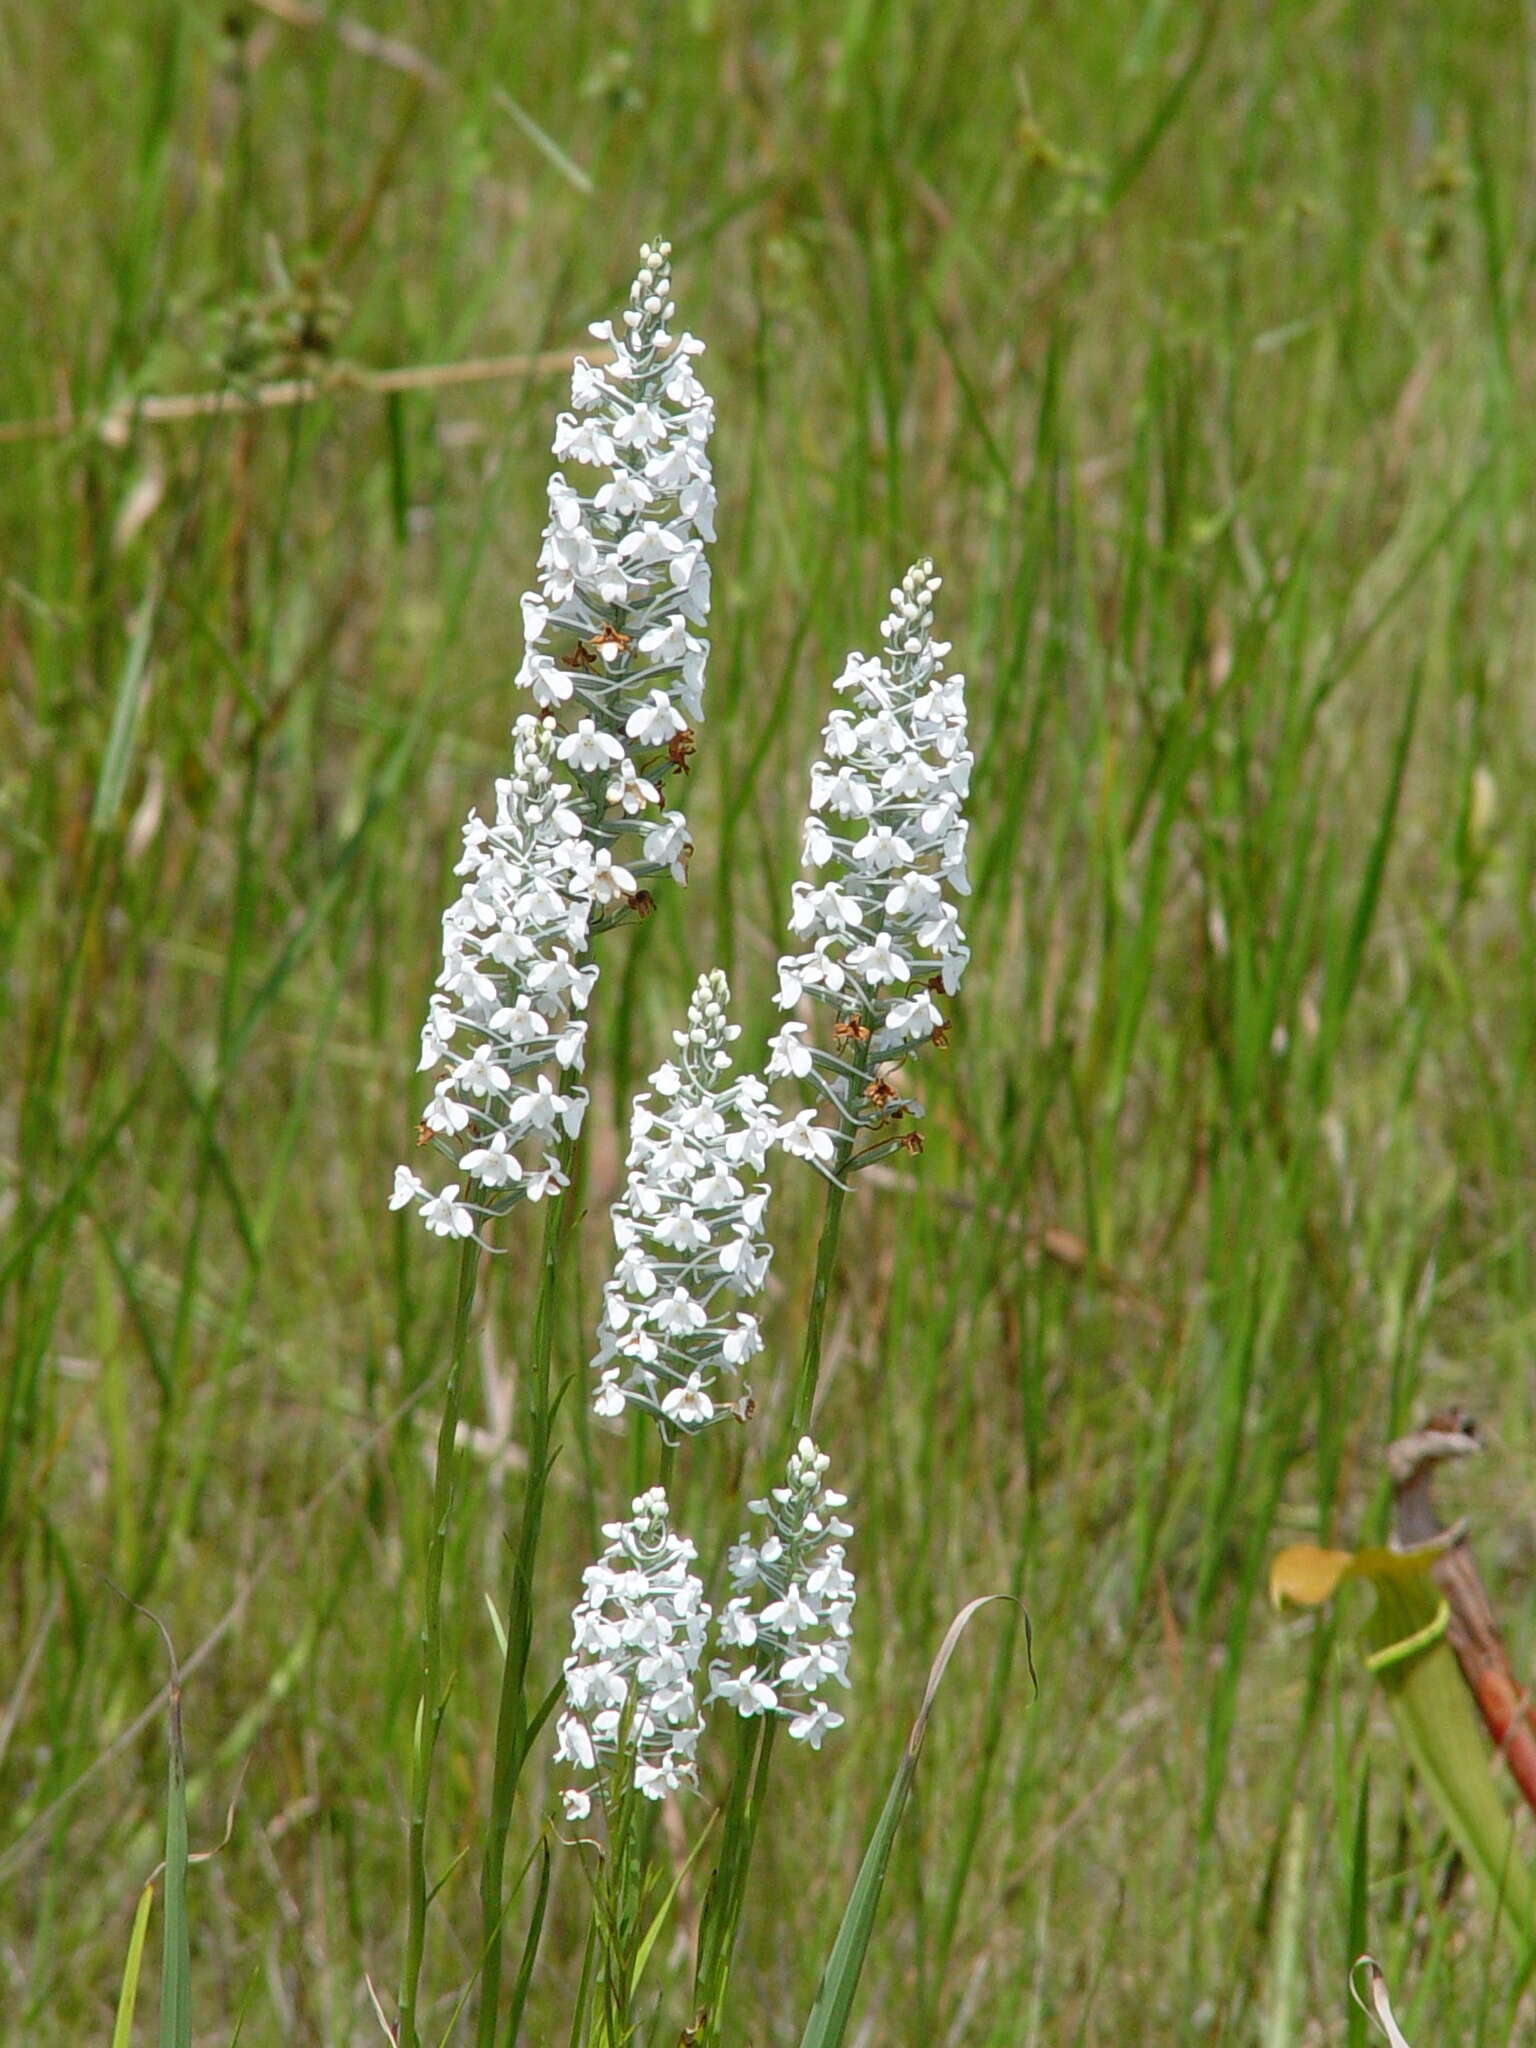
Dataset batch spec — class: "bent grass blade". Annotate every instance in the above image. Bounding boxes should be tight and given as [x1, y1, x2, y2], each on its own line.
[799, 1597, 1024, 2048]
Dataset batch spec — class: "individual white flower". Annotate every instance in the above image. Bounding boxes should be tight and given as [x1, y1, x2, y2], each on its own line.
[419, 1184, 476, 1240]
[606, 756, 661, 816]
[708, 1439, 856, 1745]
[524, 653, 575, 710]
[501, 1071, 586, 1141]
[554, 1488, 711, 1816]
[764, 1022, 814, 1079]
[661, 1373, 716, 1428]
[558, 718, 625, 774]
[769, 561, 970, 1177]
[625, 689, 688, 748]
[393, 717, 596, 1238]
[594, 471, 653, 518]
[515, 240, 715, 899]
[421, 1084, 474, 1136]
[459, 1132, 524, 1189]
[590, 971, 779, 1438]
[787, 1697, 844, 1750]
[641, 810, 691, 883]
[845, 932, 909, 986]
[775, 1109, 838, 1170]
[569, 844, 637, 907]
[710, 1665, 779, 1717]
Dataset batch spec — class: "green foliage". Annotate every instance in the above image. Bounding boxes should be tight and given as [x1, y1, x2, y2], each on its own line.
[6, 2, 1536, 2041]
[800, 1598, 1017, 2048]
[110, 1878, 155, 2048]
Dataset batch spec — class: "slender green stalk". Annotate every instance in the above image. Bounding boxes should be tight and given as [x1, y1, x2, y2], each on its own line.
[157, 1666, 190, 2048]
[692, 1712, 760, 2025]
[789, 1170, 853, 1443]
[789, 1038, 876, 1439]
[600, 1778, 645, 2043]
[398, 1234, 481, 2048]
[476, 1138, 575, 2048]
[696, 1045, 874, 2039]
[692, 1679, 781, 2043]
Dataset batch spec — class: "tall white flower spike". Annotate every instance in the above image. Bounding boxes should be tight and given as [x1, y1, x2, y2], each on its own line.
[392, 716, 596, 1238]
[591, 971, 779, 1438]
[555, 1488, 712, 1822]
[708, 1438, 856, 1749]
[517, 240, 715, 904]
[769, 560, 971, 1178]
[396, 248, 716, 1232]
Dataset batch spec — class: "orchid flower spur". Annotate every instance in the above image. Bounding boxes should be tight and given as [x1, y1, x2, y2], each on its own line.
[770, 559, 972, 1178]
[391, 716, 596, 1238]
[517, 239, 715, 904]
[591, 970, 779, 1438]
[555, 1488, 712, 1822]
[708, 1438, 856, 1749]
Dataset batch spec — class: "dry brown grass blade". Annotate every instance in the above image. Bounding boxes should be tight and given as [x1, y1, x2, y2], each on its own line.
[0, 347, 601, 448]
[1349, 1958, 1413, 2046]
[251, 0, 446, 90]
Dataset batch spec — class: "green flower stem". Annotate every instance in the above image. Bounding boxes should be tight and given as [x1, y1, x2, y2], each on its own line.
[399, 1231, 481, 2048]
[697, 1037, 876, 2038]
[693, 1716, 780, 2044]
[477, 1133, 577, 2048]
[657, 1439, 677, 1494]
[789, 1036, 876, 1439]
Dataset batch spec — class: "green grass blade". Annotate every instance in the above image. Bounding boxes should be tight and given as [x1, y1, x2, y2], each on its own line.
[491, 89, 594, 195]
[505, 1840, 553, 2048]
[1314, 659, 1424, 1086]
[631, 1813, 718, 1990]
[1101, 0, 1218, 211]
[90, 579, 159, 833]
[109, 1880, 155, 2048]
[158, 1661, 190, 2048]
[1346, 1773, 1371, 2048]
[799, 1598, 1016, 2048]
[1260, 1803, 1308, 2048]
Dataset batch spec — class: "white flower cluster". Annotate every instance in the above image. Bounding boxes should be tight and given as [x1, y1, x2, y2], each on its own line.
[769, 560, 971, 1171]
[391, 716, 596, 1239]
[556, 1488, 711, 1821]
[592, 971, 778, 1437]
[709, 1438, 855, 1751]
[516, 240, 715, 900]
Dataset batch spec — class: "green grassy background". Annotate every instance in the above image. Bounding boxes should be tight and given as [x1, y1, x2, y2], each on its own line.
[6, 1, 1536, 2040]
